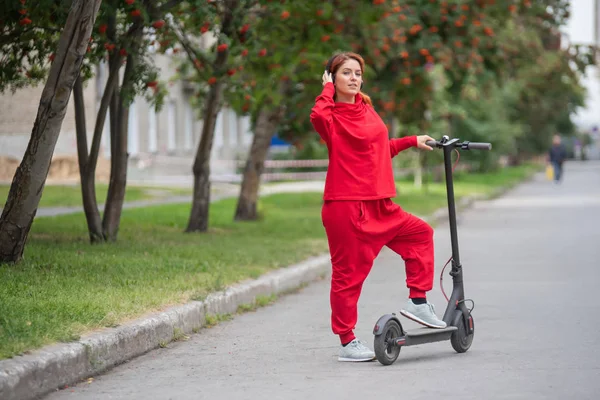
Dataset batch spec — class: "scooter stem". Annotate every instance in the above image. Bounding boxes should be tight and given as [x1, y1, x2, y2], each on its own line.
[440, 138, 465, 323]
[442, 139, 461, 266]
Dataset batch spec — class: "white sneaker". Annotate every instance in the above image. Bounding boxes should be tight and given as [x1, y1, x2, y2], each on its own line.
[400, 300, 447, 329]
[338, 338, 376, 362]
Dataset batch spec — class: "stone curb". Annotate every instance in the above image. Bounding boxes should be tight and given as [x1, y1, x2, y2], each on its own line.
[0, 255, 331, 400]
[0, 181, 519, 400]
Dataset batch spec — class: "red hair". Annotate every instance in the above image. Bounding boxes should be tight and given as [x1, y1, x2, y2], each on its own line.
[328, 52, 373, 106]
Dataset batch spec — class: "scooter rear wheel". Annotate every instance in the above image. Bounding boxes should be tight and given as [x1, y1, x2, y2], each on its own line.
[374, 319, 402, 365]
[450, 312, 474, 353]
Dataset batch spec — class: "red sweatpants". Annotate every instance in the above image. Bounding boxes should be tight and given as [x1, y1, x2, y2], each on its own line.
[321, 198, 434, 344]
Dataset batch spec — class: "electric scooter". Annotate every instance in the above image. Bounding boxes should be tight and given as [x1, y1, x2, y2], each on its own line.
[373, 135, 492, 365]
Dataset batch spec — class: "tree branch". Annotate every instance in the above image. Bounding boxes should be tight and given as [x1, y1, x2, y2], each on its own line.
[88, 58, 122, 178]
[158, 0, 184, 13]
[0, 27, 62, 47]
[169, 19, 215, 72]
[141, 0, 184, 22]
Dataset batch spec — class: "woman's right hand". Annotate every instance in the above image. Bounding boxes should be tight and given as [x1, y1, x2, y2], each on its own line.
[322, 71, 333, 86]
[416, 135, 435, 151]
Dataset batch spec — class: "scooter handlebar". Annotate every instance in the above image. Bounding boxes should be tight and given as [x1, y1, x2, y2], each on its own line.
[425, 140, 492, 151]
[467, 142, 492, 151]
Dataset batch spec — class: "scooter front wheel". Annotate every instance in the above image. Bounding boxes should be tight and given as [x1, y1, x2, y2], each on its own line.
[374, 319, 402, 365]
[450, 311, 474, 353]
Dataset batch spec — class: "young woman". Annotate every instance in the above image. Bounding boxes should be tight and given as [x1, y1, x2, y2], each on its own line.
[310, 52, 446, 362]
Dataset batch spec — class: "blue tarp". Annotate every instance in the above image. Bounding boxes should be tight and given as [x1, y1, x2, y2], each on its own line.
[270, 135, 290, 146]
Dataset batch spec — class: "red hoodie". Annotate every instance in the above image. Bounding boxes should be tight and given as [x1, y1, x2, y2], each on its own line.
[310, 83, 417, 201]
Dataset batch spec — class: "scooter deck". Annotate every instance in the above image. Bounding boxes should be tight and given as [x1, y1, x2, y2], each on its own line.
[402, 326, 458, 346]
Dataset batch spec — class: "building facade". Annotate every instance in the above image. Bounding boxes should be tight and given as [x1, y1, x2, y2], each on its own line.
[0, 46, 254, 183]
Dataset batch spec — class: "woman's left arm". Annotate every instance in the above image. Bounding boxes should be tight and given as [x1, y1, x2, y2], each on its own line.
[389, 135, 434, 158]
[389, 136, 417, 157]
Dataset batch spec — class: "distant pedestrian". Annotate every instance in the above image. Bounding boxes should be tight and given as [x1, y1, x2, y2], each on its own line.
[310, 52, 445, 363]
[548, 134, 567, 183]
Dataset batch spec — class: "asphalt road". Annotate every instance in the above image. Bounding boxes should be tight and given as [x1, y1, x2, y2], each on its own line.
[46, 161, 600, 400]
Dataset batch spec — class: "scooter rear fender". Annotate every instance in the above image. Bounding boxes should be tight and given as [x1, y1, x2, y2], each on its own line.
[373, 314, 404, 336]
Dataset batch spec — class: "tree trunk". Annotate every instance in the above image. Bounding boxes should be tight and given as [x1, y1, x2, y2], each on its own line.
[0, 0, 102, 263]
[74, 21, 122, 243]
[186, 82, 224, 232]
[185, 2, 238, 233]
[102, 46, 139, 241]
[73, 76, 104, 242]
[234, 103, 285, 221]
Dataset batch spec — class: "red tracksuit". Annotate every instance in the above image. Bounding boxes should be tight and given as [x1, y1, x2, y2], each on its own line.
[310, 83, 435, 344]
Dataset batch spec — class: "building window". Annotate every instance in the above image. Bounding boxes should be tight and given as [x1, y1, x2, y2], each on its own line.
[167, 100, 177, 152]
[184, 100, 194, 151]
[127, 100, 139, 156]
[214, 109, 224, 153]
[148, 106, 158, 153]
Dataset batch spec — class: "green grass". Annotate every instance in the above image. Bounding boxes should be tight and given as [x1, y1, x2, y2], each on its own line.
[0, 164, 539, 359]
[0, 184, 192, 209]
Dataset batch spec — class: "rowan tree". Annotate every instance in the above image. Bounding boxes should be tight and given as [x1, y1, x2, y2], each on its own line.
[1, 0, 180, 245]
[227, 1, 377, 220]
[82, 0, 178, 242]
[161, 0, 264, 232]
[0, 0, 102, 263]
